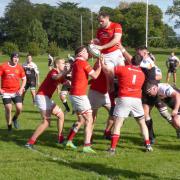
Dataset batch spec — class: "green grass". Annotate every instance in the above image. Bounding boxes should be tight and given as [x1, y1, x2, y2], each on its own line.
[0, 51, 180, 180]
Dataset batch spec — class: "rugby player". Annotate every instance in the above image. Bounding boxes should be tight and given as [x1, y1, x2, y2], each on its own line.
[0, 52, 26, 131]
[101, 54, 153, 154]
[91, 11, 124, 92]
[22, 54, 39, 105]
[146, 82, 180, 129]
[166, 52, 180, 85]
[64, 45, 101, 153]
[137, 46, 173, 143]
[25, 58, 68, 148]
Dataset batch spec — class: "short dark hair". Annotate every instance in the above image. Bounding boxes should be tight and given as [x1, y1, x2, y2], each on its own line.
[136, 45, 148, 51]
[98, 11, 110, 18]
[10, 52, 19, 60]
[131, 54, 143, 66]
[75, 45, 87, 56]
[145, 81, 158, 92]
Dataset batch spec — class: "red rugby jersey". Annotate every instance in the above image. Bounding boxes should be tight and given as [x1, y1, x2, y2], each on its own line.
[70, 58, 93, 96]
[37, 69, 65, 98]
[114, 65, 145, 98]
[96, 22, 122, 54]
[0, 62, 26, 93]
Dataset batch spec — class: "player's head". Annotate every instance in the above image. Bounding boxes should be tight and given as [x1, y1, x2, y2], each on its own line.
[145, 82, 158, 96]
[54, 58, 65, 71]
[27, 54, 32, 63]
[98, 11, 110, 28]
[75, 45, 89, 60]
[171, 52, 175, 56]
[10, 52, 19, 65]
[136, 46, 148, 58]
[131, 54, 143, 66]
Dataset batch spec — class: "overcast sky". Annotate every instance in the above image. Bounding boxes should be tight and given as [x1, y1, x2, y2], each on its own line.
[0, 0, 179, 34]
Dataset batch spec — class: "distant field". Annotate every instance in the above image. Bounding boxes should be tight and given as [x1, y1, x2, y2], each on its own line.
[0, 51, 180, 180]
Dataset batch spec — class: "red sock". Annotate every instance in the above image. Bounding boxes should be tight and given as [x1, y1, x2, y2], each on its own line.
[145, 139, 150, 145]
[58, 134, 64, 143]
[67, 129, 76, 141]
[111, 134, 120, 149]
[27, 138, 36, 145]
[84, 143, 91, 147]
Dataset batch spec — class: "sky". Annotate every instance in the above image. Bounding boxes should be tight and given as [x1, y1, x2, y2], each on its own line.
[0, 0, 179, 34]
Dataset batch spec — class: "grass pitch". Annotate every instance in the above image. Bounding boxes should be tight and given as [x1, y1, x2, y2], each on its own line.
[0, 51, 180, 180]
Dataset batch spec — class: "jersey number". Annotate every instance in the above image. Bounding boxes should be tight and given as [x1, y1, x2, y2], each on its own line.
[132, 75, 137, 85]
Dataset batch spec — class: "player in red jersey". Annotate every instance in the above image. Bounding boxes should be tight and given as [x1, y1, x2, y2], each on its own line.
[25, 58, 68, 149]
[91, 11, 125, 92]
[64, 45, 101, 153]
[0, 52, 26, 131]
[101, 54, 153, 154]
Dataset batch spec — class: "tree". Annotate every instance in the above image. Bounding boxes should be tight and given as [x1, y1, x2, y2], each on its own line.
[166, 0, 180, 28]
[27, 19, 48, 53]
[3, 0, 35, 50]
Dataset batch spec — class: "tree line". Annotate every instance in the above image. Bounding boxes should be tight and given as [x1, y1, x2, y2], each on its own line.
[0, 0, 179, 55]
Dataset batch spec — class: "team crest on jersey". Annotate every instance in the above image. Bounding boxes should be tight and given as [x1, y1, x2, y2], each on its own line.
[15, 69, 19, 74]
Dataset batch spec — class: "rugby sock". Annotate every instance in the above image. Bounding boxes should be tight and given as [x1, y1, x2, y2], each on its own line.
[58, 134, 64, 143]
[145, 119, 155, 141]
[111, 134, 120, 149]
[63, 101, 70, 112]
[67, 129, 76, 141]
[27, 138, 36, 145]
[145, 140, 150, 145]
[84, 143, 91, 147]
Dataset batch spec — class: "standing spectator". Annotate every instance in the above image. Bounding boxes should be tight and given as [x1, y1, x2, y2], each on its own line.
[166, 52, 180, 85]
[22, 54, 39, 105]
[0, 52, 26, 131]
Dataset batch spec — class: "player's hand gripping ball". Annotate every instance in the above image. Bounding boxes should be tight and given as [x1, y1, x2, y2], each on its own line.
[88, 44, 101, 58]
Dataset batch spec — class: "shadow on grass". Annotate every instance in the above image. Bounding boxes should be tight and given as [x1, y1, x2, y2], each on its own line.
[49, 159, 159, 179]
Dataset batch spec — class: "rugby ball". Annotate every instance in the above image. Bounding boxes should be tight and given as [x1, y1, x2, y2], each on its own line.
[88, 44, 101, 58]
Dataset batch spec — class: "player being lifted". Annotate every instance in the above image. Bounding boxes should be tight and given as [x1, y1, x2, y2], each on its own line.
[64, 45, 101, 153]
[22, 54, 39, 105]
[25, 58, 69, 148]
[91, 11, 125, 92]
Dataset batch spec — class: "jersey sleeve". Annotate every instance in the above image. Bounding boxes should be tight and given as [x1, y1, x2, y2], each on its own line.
[155, 66, 162, 76]
[0, 65, 3, 76]
[114, 23, 122, 34]
[19, 66, 26, 79]
[83, 61, 93, 74]
[165, 85, 175, 97]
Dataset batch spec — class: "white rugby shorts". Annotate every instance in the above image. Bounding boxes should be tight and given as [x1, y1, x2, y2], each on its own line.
[69, 95, 91, 113]
[88, 89, 111, 109]
[113, 97, 144, 118]
[35, 95, 55, 111]
[103, 49, 125, 68]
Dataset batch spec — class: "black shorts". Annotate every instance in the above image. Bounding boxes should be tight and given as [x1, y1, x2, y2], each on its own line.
[142, 93, 166, 109]
[3, 96, 22, 105]
[168, 68, 176, 73]
[109, 106, 115, 116]
[48, 60, 53, 67]
[25, 81, 36, 90]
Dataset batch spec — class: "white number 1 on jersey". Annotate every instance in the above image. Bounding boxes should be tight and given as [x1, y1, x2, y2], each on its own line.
[132, 75, 137, 84]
